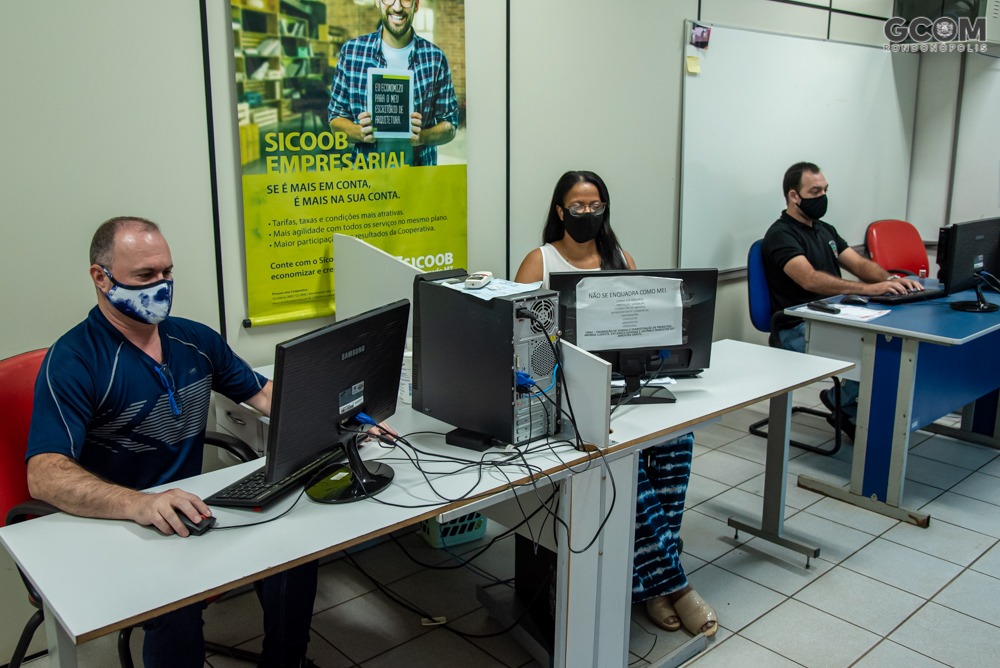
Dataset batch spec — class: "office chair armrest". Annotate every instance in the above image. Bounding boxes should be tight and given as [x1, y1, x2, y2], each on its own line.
[205, 430, 259, 463]
[767, 311, 781, 348]
[5, 499, 58, 527]
[6, 500, 58, 609]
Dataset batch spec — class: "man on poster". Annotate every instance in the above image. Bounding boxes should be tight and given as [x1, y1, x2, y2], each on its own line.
[328, 0, 459, 167]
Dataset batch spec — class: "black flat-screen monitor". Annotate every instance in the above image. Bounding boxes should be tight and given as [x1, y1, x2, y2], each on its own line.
[549, 269, 718, 404]
[937, 217, 1000, 312]
[266, 299, 409, 503]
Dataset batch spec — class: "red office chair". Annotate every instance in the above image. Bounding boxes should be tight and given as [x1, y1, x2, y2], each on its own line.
[0, 349, 261, 668]
[1, 349, 52, 668]
[866, 219, 930, 278]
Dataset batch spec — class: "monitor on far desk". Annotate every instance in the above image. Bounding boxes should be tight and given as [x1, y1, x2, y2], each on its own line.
[937, 217, 1000, 313]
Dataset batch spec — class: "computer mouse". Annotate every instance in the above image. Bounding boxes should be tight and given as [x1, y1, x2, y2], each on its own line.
[840, 295, 868, 305]
[178, 513, 216, 536]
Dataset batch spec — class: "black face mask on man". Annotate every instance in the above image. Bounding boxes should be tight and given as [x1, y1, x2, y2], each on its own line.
[562, 210, 605, 243]
[797, 193, 828, 221]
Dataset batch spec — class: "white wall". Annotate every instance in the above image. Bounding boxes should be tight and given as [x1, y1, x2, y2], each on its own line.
[0, 1, 221, 362]
[950, 52, 1000, 223]
[907, 53, 963, 234]
[0, 0, 993, 659]
[508, 0, 696, 277]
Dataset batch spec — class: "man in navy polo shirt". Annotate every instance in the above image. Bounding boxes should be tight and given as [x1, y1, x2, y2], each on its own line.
[26, 217, 317, 668]
[762, 162, 923, 439]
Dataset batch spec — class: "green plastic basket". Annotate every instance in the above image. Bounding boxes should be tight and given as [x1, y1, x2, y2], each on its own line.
[419, 512, 487, 548]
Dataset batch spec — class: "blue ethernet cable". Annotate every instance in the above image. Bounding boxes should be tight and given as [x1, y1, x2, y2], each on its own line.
[530, 365, 559, 397]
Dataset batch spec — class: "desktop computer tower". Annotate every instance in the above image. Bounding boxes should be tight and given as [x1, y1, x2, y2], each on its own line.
[514, 534, 556, 651]
[412, 273, 560, 448]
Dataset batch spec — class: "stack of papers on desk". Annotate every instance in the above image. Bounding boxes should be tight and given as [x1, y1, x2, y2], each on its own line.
[792, 304, 889, 322]
[442, 278, 542, 301]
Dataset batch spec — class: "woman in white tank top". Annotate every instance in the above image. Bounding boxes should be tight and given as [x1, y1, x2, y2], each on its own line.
[514, 171, 718, 637]
[514, 170, 635, 287]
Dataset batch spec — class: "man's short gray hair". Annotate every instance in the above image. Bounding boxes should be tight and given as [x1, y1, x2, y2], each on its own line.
[89, 216, 160, 267]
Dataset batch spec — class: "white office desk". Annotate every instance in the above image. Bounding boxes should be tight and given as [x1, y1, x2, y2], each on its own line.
[609, 341, 852, 567]
[0, 340, 848, 668]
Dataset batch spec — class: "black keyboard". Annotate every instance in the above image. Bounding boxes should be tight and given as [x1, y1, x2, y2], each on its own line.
[205, 447, 346, 509]
[867, 287, 946, 305]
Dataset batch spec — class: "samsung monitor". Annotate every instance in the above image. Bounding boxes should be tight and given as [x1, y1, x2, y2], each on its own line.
[937, 217, 1000, 313]
[549, 269, 718, 404]
[267, 299, 409, 503]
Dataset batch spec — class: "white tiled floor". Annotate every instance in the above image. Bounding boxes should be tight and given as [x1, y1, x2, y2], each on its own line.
[20, 382, 1000, 667]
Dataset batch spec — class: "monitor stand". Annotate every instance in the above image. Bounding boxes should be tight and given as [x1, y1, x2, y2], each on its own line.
[305, 434, 394, 503]
[950, 282, 998, 313]
[611, 375, 677, 405]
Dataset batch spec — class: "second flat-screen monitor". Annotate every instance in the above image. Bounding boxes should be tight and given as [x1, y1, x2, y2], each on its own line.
[267, 299, 409, 503]
[937, 217, 1000, 312]
[549, 268, 718, 404]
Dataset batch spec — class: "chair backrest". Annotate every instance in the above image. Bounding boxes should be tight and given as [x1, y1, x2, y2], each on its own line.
[747, 239, 774, 334]
[866, 219, 929, 277]
[0, 349, 47, 526]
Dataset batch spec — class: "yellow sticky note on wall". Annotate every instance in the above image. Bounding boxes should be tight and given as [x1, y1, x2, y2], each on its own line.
[686, 55, 701, 74]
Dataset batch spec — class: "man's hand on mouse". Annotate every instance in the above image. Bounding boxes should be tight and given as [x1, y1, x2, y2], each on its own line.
[136, 489, 211, 537]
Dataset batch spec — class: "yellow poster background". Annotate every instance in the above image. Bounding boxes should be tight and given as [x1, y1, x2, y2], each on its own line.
[232, 0, 468, 326]
[243, 163, 467, 326]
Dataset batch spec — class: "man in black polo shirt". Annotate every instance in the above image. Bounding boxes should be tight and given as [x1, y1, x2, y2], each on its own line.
[762, 161, 923, 439]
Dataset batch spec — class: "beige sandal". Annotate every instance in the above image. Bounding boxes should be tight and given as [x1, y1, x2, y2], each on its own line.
[645, 596, 681, 632]
[673, 589, 718, 637]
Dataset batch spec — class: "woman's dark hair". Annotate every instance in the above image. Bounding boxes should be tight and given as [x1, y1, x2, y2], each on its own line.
[542, 170, 628, 270]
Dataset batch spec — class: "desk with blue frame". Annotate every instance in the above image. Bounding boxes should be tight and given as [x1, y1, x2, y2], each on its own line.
[792, 288, 1000, 526]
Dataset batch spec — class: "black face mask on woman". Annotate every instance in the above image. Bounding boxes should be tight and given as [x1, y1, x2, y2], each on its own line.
[797, 193, 828, 221]
[563, 211, 605, 243]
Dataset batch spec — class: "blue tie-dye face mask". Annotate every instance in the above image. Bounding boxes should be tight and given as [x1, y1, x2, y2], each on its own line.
[101, 266, 173, 325]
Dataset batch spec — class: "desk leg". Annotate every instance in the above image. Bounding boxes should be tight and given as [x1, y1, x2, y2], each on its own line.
[967, 389, 1000, 441]
[799, 333, 930, 526]
[728, 391, 820, 565]
[553, 453, 636, 668]
[886, 338, 920, 506]
[43, 601, 79, 668]
[924, 390, 1000, 448]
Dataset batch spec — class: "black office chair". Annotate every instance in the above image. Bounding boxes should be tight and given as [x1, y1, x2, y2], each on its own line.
[745, 240, 843, 456]
[0, 347, 263, 667]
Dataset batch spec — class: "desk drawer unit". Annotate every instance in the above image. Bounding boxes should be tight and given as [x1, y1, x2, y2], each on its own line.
[214, 394, 268, 455]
